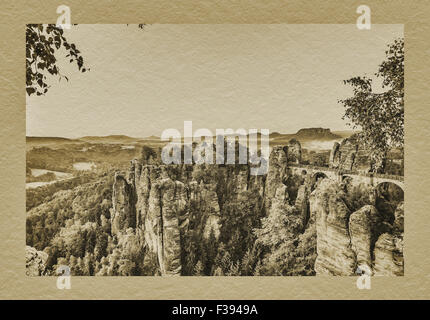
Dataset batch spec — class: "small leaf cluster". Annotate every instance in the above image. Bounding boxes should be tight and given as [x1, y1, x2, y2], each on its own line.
[26, 24, 88, 96]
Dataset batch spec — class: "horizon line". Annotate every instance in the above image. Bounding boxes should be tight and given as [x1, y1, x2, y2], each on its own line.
[26, 128, 358, 140]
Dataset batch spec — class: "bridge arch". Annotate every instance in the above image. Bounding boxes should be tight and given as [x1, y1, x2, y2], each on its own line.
[310, 171, 328, 190]
[287, 164, 404, 190]
[374, 181, 404, 225]
[341, 175, 354, 183]
[375, 181, 404, 198]
[374, 178, 404, 191]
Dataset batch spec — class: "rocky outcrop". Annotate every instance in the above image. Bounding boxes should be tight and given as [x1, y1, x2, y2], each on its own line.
[265, 146, 288, 211]
[329, 142, 340, 168]
[287, 139, 302, 164]
[329, 134, 383, 173]
[349, 205, 380, 269]
[311, 180, 356, 275]
[311, 179, 404, 276]
[374, 201, 404, 276]
[110, 142, 403, 277]
[295, 184, 310, 224]
[111, 173, 136, 236]
[111, 158, 271, 276]
[115, 164, 188, 276]
[373, 233, 404, 276]
[189, 180, 221, 239]
[155, 178, 187, 275]
[393, 201, 404, 233]
[26, 245, 48, 276]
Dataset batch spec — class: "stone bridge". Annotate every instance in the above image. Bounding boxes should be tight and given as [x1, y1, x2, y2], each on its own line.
[288, 163, 404, 190]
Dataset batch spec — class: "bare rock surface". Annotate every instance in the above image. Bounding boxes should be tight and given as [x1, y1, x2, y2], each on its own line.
[287, 139, 302, 164]
[311, 179, 356, 275]
[373, 233, 404, 276]
[329, 134, 381, 173]
[349, 205, 379, 269]
[312, 178, 404, 276]
[111, 173, 136, 235]
[107, 144, 403, 277]
[265, 146, 288, 211]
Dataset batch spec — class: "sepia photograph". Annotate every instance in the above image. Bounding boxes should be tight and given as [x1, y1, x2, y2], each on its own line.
[25, 24, 404, 277]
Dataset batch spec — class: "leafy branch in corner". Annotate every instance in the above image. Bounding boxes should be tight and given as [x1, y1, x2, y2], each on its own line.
[26, 24, 89, 96]
[338, 38, 404, 171]
[26, 24, 147, 97]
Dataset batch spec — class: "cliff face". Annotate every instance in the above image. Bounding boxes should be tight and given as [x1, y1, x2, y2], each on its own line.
[111, 173, 136, 235]
[311, 179, 404, 276]
[110, 147, 293, 276]
[296, 128, 341, 140]
[287, 139, 302, 164]
[110, 144, 403, 276]
[329, 133, 386, 173]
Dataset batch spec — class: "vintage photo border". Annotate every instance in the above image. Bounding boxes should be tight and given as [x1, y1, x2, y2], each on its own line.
[0, 0, 429, 299]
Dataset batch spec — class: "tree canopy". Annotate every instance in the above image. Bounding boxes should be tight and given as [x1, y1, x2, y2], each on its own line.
[339, 38, 404, 169]
[26, 24, 88, 96]
[26, 24, 145, 96]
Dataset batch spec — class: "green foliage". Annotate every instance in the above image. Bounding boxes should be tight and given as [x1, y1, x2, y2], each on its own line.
[26, 176, 113, 274]
[26, 143, 320, 276]
[140, 145, 157, 164]
[26, 173, 98, 210]
[180, 178, 265, 276]
[339, 38, 404, 170]
[27, 144, 138, 173]
[253, 196, 316, 276]
[26, 24, 88, 96]
[218, 191, 264, 271]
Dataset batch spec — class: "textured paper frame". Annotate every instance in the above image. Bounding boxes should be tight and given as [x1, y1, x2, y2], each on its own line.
[0, 0, 429, 299]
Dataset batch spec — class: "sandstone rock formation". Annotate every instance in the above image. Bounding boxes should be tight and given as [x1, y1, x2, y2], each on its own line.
[295, 184, 310, 224]
[265, 146, 288, 211]
[108, 142, 402, 277]
[329, 134, 383, 173]
[373, 233, 404, 276]
[311, 179, 356, 275]
[374, 201, 404, 276]
[189, 180, 221, 239]
[393, 201, 404, 233]
[111, 156, 280, 276]
[111, 173, 136, 236]
[349, 205, 380, 269]
[311, 179, 404, 276]
[121, 163, 188, 276]
[287, 139, 302, 164]
[329, 142, 340, 168]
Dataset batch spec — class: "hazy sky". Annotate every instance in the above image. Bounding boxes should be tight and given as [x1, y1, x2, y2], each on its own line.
[26, 24, 403, 138]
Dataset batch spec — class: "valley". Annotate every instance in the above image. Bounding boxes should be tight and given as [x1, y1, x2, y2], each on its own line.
[25, 129, 404, 277]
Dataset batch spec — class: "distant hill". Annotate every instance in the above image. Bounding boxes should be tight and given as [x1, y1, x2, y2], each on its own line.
[26, 135, 164, 146]
[26, 129, 356, 148]
[270, 128, 342, 143]
[26, 136, 79, 145]
[138, 135, 161, 142]
[332, 130, 357, 139]
[295, 128, 342, 140]
[78, 135, 141, 144]
[142, 135, 159, 140]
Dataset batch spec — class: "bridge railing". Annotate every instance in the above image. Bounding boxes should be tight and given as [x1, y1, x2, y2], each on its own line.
[287, 162, 404, 181]
[287, 163, 334, 171]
